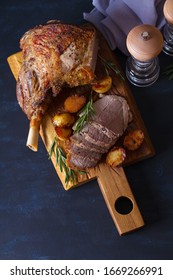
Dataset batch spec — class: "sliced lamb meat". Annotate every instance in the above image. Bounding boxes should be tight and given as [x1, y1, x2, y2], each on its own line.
[66, 95, 131, 170]
[92, 95, 130, 135]
[71, 133, 108, 153]
[81, 122, 115, 148]
[67, 153, 99, 170]
[68, 141, 102, 161]
[91, 122, 117, 142]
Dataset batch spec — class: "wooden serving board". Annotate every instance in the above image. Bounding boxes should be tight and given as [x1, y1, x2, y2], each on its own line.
[7, 34, 154, 235]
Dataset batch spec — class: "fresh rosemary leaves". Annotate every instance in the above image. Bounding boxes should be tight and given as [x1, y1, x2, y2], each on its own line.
[98, 55, 125, 81]
[73, 93, 95, 133]
[48, 137, 86, 185]
[48, 136, 56, 159]
[48, 137, 77, 185]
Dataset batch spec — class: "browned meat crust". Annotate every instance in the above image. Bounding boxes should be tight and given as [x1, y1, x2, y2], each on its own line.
[16, 21, 98, 120]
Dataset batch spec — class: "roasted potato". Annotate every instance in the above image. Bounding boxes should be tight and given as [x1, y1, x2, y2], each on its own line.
[55, 126, 72, 140]
[106, 147, 126, 167]
[52, 113, 75, 127]
[92, 76, 112, 94]
[77, 66, 95, 84]
[64, 95, 87, 113]
[123, 129, 144, 151]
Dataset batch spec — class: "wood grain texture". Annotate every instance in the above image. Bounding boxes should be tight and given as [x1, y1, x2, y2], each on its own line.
[7, 34, 154, 234]
[126, 25, 163, 61]
[164, 0, 173, 24]
[88, 164, 144, 235]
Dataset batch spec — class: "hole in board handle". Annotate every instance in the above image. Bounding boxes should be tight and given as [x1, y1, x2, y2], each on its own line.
[115, 196, 133, 215]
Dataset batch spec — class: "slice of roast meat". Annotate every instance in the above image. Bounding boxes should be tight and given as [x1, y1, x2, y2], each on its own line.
[71, 133, 108, 153]
[67, 153, 99, 170]
[68, 141, 102, 161]
[66, 95, 132, 170]
[82, 123, 113, 147]
[16, 21, 98, 120]
[92, 94, 130, 135]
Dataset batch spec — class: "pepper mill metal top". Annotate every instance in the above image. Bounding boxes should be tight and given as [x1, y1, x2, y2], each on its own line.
[126, 24, 163, 87]
[126, 24, 163, 62]
[164, 0, 173, 25]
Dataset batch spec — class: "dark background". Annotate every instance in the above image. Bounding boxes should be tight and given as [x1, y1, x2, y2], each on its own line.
[0, 0, 173, 260]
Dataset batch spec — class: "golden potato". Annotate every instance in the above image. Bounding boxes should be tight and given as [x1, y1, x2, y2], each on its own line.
[77, 66, 95, 84]
[52, 113, 75, 127]
[92, 76, 112, 94]
[123, 129, 144, 151]
[64, 95, 87, 113]
[55, 126, 72, 140]
[106, 147, 126, 167]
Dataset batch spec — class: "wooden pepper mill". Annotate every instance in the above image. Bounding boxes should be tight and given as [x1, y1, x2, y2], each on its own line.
[126, 24, 163, 87]
[163, 0, 173, 55]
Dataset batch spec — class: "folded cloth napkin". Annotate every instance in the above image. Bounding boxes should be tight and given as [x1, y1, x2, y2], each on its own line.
[84, 0, 166, 55]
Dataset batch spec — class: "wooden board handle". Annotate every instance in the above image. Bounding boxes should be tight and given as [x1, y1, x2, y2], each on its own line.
[88, 163, 144, 235]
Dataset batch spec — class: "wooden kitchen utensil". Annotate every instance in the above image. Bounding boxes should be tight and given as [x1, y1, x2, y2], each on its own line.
[163, 0, 173, 56]
[126, 24, 163, 87]
[7, 33, 155, 235]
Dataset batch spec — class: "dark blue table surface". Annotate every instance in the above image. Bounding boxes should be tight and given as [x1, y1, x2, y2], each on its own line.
[0, 0, 173, 260]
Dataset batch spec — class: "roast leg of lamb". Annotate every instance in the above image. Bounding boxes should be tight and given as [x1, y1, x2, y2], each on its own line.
[16, 21, 98, 151]
[67, 95, 132, 170]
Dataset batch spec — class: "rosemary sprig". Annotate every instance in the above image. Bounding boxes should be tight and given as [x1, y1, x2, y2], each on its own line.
[48, 137, 86, 185]
[163, 63, 173, 80]
[98, 54, 125, 81]
[73, 93, 95, 133]
[48, 136, 56, 159]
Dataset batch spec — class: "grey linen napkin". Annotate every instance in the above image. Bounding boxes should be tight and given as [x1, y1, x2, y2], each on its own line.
[84, 0, 166, 55]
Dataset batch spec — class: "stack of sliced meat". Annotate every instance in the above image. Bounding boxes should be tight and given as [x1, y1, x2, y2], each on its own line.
[67, 95, 132, 170]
